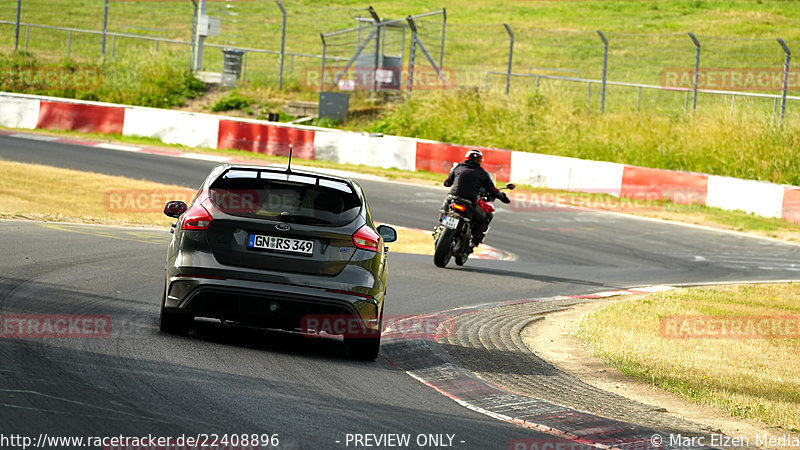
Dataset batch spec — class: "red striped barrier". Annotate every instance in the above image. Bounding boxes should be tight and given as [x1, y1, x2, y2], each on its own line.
[36, 101, 124, 134]
[217, 119, 315, 160]
[7, 93, 800, 224]
[415, 142, 512, 182]
[781, 187, 800, 224]
[620, 166, 708, 205]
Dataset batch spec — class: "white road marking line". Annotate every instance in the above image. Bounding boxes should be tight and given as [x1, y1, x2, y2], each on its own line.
[95, 143, 141, 152]
[178, 153, 231, 162]
[10, 133, 60, 141]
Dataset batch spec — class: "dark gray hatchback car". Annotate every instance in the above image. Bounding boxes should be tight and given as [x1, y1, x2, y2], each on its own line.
[160, 164, 396, 360]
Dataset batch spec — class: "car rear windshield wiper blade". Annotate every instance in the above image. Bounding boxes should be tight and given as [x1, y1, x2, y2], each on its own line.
[278, 213, 331, 225]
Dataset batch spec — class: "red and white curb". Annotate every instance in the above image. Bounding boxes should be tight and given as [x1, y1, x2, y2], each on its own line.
[567, 285, 676, 299]
[0, 130, 385, 182]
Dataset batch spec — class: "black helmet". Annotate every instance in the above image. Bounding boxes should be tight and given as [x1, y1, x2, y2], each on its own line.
[465, 149, 483, 163]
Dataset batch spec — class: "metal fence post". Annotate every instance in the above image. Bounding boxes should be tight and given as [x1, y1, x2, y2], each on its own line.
[597, 30, 608, 112]
[102, 0, 109, 58]
[777, 38, 791, 126]
[368, 6, 381, 94]
[773, 97, 778, 123]
[276, 0, 286, 90]
[319, 33, 326, 94]
[637, 86, 642, 112]
[439, 8, 446, 71]
[194, 0, 206, 71]
[407, 17, 417, 95]
[688, 33, 701, 113]
[190, 0, 197, 70]
[503, 24, 514, 95]
[14, 0, 21, 51]
[24, 25, 29, 51]
[586, 82, 591, 108]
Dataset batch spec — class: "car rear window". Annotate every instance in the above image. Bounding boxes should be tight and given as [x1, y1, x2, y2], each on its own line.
[209, 170, 362, 226]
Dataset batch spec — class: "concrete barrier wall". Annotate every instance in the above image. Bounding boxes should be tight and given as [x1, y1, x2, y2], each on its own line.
[0, 94, 40, 129]
[706, 175, 785, 218]
[314, 132, 416, 171]
[123, 108, 220, 149]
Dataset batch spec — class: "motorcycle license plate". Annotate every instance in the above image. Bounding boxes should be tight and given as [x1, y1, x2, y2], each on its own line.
[442, 216, 459, 229]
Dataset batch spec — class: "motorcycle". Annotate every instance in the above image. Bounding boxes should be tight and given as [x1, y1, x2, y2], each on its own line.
[432, 183, 515, 268]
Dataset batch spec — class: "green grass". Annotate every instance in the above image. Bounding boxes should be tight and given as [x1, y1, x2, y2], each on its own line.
[3, 1, 799, 91]
[370, 87, 800, 186]
[577, 284, 800, 431]
[0, 49, 206, 108]
[210, 90, 255, 112]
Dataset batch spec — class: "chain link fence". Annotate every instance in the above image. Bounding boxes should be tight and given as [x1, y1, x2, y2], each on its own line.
[1, 1, 797, 118]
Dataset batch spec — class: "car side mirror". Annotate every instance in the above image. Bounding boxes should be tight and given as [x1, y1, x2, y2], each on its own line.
[164, 201, 188, 218]
[506, 183, 516, 190]
[377, 225, 397, 243]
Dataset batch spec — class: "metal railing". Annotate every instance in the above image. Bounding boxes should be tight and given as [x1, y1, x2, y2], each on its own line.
[1, 12, 797, 122]
[0, 20, 347, 81]
[485, 70, 800, 117]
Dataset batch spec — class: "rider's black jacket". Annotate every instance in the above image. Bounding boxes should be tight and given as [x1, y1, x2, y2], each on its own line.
[443, 160, 504, 202]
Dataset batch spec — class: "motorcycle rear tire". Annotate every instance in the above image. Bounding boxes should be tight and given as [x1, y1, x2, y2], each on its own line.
[434, 227, 456, 268]
[455, 254, 468, 266]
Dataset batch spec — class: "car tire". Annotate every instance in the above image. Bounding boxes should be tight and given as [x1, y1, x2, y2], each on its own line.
[346, 309, 382, 360]
[159, 280, 192, 335]
[346, 335, 381, 361]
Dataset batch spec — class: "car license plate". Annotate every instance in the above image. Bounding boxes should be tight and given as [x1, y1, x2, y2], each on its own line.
[248, 234, 314, 255]
[442, 216, 459, 230]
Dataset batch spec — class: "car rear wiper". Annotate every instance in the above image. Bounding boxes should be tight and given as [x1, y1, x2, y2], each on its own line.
[278, 213, 331, 225]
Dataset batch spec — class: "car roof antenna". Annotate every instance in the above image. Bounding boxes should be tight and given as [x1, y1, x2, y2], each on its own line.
[286, 145, 293, 173]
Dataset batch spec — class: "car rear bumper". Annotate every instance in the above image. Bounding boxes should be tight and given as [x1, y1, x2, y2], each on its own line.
[164, 275, 381, 333]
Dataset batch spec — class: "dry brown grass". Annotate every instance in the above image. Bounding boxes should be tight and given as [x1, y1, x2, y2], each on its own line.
[0, 159, 435, 254]
[577, 284, 800, 431]
[0, 160, 193, 226]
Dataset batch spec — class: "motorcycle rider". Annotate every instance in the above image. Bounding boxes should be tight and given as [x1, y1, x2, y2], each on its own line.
[441, 149, 510, 249]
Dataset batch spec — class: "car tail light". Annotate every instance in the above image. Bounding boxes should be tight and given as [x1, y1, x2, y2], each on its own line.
[181, 204, 213, 230]
[452, 203, 466, 212]
[353, 225, 382, 252]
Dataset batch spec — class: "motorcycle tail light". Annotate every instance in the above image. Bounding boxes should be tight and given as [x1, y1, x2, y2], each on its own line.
[452, 203, 466, 212]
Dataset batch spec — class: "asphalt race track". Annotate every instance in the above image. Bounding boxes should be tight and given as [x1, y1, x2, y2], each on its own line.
[2, 134, 800, 449]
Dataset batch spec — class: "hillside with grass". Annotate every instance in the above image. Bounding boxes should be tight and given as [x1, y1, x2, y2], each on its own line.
[1, 1, 799, 184]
